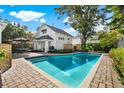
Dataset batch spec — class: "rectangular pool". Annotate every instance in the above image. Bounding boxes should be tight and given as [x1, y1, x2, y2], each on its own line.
[26, 53, 101, 87]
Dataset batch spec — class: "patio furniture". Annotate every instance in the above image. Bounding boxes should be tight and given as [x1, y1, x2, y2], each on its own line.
[13, 37, 30, 53]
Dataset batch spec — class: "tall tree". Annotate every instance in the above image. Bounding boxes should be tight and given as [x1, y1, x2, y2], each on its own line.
[55, 5, 103, 49]
[99, 30, 121, 52]
[25, 31, 34, 41]
[2, 23, 26, 42]
[103, 6, 124, 33]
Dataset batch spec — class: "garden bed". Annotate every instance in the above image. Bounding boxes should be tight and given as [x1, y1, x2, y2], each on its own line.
[109, 48, 124, 85]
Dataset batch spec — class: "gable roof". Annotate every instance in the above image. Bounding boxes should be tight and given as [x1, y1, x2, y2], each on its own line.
[0, 22, 7, 32]
[35, 35, 53, 40]
[43, 23, 73, 37]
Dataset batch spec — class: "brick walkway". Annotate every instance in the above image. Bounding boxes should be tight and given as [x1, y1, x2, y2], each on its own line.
[90, 55, 124, 88]
[1, 59, 58, 88]
[1, 55, 124, 88]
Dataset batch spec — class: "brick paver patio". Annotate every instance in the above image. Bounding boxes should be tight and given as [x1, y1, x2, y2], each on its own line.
[1, 59, 58, 88]
[90, 55, 124, 88]
[1, 54, 124, 88]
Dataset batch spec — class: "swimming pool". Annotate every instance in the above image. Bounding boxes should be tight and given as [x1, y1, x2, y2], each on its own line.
[26, 53, 101, 87]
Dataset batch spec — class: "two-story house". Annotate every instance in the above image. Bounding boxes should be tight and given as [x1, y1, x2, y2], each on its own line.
[33, 23, 73, 52]
[0, 21, 7, 44]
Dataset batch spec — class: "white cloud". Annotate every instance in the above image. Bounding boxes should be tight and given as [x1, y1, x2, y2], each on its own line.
[9, 10, 46, 22]
[34, 19, 38, 22]
[63, 27, 78, 36]
[63, 16, 69, 23]
[40, 18, 46, 23]
[0, 9, 4, 12]
[9, 11, 17, 16]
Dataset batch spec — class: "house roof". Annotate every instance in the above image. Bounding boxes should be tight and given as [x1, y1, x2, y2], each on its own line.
[35, 35, 53, 40]
[43, 23, 73, 37]
[0, 22, 7, 32]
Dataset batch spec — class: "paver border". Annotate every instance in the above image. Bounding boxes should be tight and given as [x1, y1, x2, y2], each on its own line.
[22, 58, 67, 88]
[80, 54, 104, 88]
[23, 53, 104, 88]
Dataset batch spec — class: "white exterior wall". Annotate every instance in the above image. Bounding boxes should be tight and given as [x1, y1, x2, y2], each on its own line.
[0, 23, 7, 43]
[34, 24, 73, 50]
[72, 37, 81, 45]
[55, 32, 72, 50]
[34, 24, 56, 50]
[35, 25, 56, 42]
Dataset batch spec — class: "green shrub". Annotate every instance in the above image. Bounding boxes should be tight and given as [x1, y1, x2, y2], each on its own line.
[53, 49, 73, 53]
[0, 50, 5, 60]
[91, 43, 103, 51]
[109, 48, 124, 64]
[109, 48, 124, 84]
[81, 44, 94, 51]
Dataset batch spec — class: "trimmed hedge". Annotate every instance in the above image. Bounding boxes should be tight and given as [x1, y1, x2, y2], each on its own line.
[51, 49, 74, 53]
[109, 48, 124, 84]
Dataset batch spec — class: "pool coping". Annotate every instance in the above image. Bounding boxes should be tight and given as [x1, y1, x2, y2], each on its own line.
[23, 58, 67, 88]
[23, 53, 104, 88]
[24, 52, 103, 59]
[80, 54, 104, 88]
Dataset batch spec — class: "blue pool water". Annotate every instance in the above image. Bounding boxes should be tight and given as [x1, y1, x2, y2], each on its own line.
[27, 53, 101, 87]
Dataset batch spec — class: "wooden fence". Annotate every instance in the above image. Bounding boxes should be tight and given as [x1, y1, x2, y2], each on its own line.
[0, 44, 12, 88]
[64, 44, 73, 49]
[73, 44, 81, 50]
[0, 44, 12, 72]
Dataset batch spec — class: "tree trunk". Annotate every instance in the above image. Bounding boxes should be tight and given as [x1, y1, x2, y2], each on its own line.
[80, 34, 86, 50]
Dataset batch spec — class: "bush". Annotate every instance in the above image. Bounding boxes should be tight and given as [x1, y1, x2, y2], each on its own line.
[109, 48, 124, 84]
[91, 43, 103, 51]
[53, 49, 73, 53]
[109, 48, 124, 64]
[0, 50, 5, 60]
[99, 30, 121, 53]
[81, 44, 94, 51]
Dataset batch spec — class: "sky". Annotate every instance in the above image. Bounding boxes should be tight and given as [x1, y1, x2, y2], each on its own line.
[0, 5, 109, 36]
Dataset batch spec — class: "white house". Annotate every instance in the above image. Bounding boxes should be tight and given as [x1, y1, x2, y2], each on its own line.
[86, 35, 100, 44]
[73, 34, 100, 45]
[0, 22, 7, 44]
[72, 34, 82, 50]
[33, 23, 73, 52]
[72, 34, 81, 45]
[72, 34, 100, 50]
[117, 36, 124, 48]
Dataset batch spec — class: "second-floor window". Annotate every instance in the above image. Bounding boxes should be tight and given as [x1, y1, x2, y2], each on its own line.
[58, 37, 61, 40]
[58, 37, 65, 40]
[41, 29, 47, 34]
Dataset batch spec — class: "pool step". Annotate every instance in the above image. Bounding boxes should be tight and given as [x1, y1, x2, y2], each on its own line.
[29, 58, 46, 64]
[64, 62, 80, 71]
